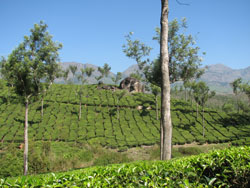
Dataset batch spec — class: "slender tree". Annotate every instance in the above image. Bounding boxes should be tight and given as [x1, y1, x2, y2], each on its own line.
[97, 63, 111, 84]
[160, 0, 172, 160]
[193, 81, 215, 137]
[230, 78, 242, 113]
[112, 72, 122, 85]
[69, 65, 78, 83]
[151, 84, 161, 120]
[76, 70, 86, 120]
[2, 21, 61, 175]
[84, 67, 95, 80]
[63, 69, 70, 84]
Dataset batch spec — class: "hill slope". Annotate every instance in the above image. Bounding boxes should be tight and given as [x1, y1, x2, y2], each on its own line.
[0, 83, 249, 147]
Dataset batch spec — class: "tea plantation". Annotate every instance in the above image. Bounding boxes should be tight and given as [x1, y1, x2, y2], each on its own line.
[1, 146, 250, 187]
[0, 83, 250, 148]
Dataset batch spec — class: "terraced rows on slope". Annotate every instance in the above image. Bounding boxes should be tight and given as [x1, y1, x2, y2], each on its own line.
[0, 84, 250, 148]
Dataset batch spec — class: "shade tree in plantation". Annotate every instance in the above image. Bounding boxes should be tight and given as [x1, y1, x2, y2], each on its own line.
[76, 69, 86, 120]
[146, 18, 205, 88]
[0, 57, 15, 104]
[159, 0, 172, 160]
[230, 78, 243, 113]
[84, 67, 95, 81]
[112, 72, 122, 85]
[123, 32, 152, 80]
[241, 82, 250, 103]
[63, 69, 70, 84]
[69, 65, 78, 83]
[151, 84, 161, 120]
[76, 68, 94, 120]
[238, 81, 250, 114]
[2, 21, 62, 175]
[96, 63, 111, 84]
[123, 5, 203, 159]
[192, 81, 215, 137]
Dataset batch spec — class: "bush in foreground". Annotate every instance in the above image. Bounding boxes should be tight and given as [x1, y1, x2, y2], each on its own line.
[1, 146, 250, 187]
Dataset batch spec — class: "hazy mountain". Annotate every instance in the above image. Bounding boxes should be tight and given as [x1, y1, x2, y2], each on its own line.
[200, 64, 250, 94]
[56, 62, 116, 84]
[57, 62, 249, 94]
[122, 63, 250, 94]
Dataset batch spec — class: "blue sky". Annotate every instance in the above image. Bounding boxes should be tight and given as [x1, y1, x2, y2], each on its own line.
[0, 0, 249, 73]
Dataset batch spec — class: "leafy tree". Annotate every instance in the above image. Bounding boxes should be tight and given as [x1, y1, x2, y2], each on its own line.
[112, 72, 122, 85]
[151, 84, 161, 120]
[95, 63, 111, 84]
[147, 19, 205, 87]
[69, 65, 78, 83]
[192, 81, 215, 137]
[241, 83, 250, 103]
[230, 78, 242, 113]
[63, 69, 70, 84]
[76, 69, 86, 120]
[96, 63, 111, 84]
[222, 103, 234, 113]
[2, 21, 61, 175]
[76, 68, 94, 120]
[84, 67, 95, 80]
[0, 57, 15, 103]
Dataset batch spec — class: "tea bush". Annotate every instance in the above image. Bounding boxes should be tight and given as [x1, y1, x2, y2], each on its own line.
[1, 146, 250, 187]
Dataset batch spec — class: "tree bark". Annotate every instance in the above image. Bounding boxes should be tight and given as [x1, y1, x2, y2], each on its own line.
[24, 100, 29, 175]
[160, 0, 172, 160]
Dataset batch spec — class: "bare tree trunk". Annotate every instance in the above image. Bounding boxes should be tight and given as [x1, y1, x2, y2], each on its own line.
[202, 106, 205, 137]
[24, 100, 29, 175]
[160, 0, 172, 160]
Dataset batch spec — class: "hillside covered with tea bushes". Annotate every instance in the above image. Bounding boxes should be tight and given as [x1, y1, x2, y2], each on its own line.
[0, 83, 250, 148]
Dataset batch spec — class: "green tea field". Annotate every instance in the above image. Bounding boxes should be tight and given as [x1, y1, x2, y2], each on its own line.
[1, 83, 250, 148]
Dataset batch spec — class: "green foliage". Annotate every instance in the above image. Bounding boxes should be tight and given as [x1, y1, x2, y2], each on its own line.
[93, 151, 130, 166]
[1, 82, 250, 177]
[1, 147, 250, 187]
[112, 72, 122, 85]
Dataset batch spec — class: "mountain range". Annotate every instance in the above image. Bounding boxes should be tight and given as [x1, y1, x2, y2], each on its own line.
[56, 62, 250, 94]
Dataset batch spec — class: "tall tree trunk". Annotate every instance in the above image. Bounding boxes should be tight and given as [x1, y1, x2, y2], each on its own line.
[202, 106, 205, 137]
[160, 0, 172, 160]
[24, 100, 29, 175]
[156, 95, 159, 120]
